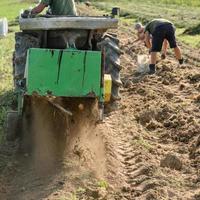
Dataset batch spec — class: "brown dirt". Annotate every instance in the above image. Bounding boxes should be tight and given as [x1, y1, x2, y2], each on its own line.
[1, 3, 200, 200]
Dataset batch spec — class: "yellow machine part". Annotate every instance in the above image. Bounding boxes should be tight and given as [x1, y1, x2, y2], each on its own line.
[104, 74, 112, 103]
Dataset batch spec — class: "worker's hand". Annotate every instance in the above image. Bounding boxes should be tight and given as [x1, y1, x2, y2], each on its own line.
[21, 9, 32, 18]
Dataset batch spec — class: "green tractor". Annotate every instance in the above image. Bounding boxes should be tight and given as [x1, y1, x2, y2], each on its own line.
[6, 9, 122, 142]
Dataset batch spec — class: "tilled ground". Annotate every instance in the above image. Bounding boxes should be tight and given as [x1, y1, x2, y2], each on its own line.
[0, 3, 200, 200]
[102, 19, 200, 199]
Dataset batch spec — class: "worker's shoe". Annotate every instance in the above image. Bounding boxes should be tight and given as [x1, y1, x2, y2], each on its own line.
[178, 58, 184, 65]
[148, 64, 156, 75]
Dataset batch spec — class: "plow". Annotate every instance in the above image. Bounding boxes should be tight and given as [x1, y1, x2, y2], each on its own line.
[6, 9, 122, 143]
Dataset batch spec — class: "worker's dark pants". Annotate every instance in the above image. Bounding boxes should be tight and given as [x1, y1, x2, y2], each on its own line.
[151, 23, 177, 52]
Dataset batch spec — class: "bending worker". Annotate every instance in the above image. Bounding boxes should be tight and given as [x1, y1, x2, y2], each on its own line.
[22, 0, 77, 17]
[135, 19, 183, 74]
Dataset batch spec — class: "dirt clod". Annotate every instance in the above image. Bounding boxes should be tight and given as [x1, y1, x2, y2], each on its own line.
[189, 73, 200, 83]
[160, 153, 183, 170]
[123, 79, 133, 88]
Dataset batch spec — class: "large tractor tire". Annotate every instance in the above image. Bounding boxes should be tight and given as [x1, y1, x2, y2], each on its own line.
[97, 33, 122, 101]
[13, 32, 40, 83]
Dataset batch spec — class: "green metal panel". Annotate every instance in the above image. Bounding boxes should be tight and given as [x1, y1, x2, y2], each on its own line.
[25, 48, 102, 98]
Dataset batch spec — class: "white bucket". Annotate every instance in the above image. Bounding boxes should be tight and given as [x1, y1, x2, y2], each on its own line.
[137, 54, 150, 74]
[0, 18, 8, 37]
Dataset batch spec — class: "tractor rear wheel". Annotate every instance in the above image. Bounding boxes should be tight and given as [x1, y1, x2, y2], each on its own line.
[13, 32, 40, 84]
[97, 33, 122, 101]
